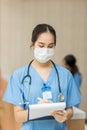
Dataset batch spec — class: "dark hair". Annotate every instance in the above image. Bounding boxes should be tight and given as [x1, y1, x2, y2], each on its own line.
[64, 54, 76, 67]
[64, 54, 79, 75]
[31, 24, 56, 45]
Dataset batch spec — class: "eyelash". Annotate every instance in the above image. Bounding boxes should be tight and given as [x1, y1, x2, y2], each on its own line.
[48, 46, 54, 48]
[39, 45, 44, 48]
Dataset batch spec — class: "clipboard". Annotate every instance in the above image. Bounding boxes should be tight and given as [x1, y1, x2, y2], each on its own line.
[29, 102, 66, 120]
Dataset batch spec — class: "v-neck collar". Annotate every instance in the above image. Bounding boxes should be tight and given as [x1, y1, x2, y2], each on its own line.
[31, 64, 54, 84]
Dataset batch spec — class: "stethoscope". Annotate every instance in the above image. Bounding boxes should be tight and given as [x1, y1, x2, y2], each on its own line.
[20, 60, 64, 105]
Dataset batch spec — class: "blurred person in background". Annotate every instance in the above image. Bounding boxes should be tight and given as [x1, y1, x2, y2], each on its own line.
[62, 54, 82, 91]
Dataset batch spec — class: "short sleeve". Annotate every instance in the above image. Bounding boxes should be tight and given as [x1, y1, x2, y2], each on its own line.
[66, 74, 82, 108]
[3, 72, 24, 108]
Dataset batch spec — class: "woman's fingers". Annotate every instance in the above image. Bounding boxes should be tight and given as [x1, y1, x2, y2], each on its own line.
[38, 99, 52, 104]
[51, 110, 67, 123]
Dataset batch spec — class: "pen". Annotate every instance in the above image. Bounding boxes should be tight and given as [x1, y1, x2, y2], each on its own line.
[37, 97, 42, 101]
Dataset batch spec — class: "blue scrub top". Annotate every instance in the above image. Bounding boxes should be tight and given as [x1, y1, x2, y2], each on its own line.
[3, 64, 81, 130]
[74, 72, 82, 90]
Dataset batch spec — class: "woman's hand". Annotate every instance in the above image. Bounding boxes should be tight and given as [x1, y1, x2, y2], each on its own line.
[51, 107, 73, 123]
[38, 99, 52, 104]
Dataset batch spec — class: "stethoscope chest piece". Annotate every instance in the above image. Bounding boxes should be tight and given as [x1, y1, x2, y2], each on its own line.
[58, 93, 64, 102]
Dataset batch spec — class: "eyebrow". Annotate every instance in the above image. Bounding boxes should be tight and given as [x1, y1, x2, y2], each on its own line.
[38, 42, 55, 45]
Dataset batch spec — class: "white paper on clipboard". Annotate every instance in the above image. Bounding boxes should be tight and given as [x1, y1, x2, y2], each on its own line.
[29, 102, 66, 120]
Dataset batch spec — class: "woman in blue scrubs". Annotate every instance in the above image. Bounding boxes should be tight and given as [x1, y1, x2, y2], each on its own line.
[3, 24, 81, 130]
[62, 54, 82, 90]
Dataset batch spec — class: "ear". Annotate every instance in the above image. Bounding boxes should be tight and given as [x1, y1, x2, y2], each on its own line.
[30, 42, 34, 48]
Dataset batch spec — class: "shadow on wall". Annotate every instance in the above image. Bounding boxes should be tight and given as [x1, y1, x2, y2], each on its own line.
[0, 73, 21, 130]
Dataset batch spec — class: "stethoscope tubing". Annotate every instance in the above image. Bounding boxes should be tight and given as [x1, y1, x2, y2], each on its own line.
[22, 60, 62, 93]
[21, 60, 33, 85]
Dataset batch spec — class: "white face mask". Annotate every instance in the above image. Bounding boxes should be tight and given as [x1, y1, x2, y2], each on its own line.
[34, 48, 55, 63]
